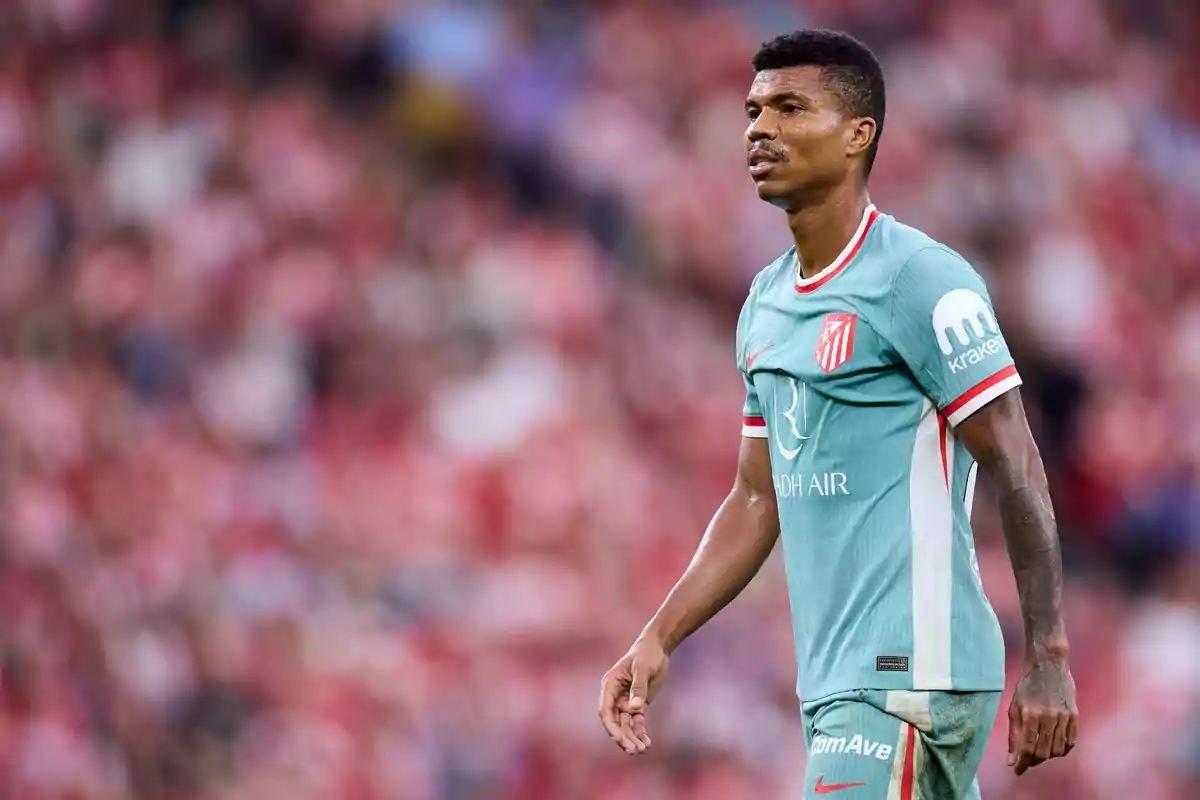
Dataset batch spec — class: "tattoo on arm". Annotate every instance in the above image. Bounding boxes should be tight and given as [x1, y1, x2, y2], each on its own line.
[988, 448, 1065, 653]
[959, 392, 1067, 660]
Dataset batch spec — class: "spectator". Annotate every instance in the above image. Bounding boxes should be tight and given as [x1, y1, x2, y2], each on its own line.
[0, 1, 1196, 798]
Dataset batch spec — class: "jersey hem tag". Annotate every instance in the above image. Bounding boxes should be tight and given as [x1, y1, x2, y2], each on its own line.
[876, 656, 910, 672]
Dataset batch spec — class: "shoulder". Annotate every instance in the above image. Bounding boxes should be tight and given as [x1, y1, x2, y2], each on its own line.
[867, 217, 999, 344]
[748, 247, 797, 296]
[736, 249, 793, 356]
[869, 215, 978, 282]
[864, 216, 992, 309]
[738, 247, 794, 319]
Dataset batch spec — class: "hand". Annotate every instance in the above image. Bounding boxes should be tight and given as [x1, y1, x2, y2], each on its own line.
[598, 636, 669, 755]
[1007, 655, 1078, 776]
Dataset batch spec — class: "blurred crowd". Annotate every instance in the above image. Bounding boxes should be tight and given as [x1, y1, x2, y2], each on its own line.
[0, 0, 1198, 798]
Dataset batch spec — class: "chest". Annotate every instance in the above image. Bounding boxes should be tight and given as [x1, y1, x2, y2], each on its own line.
[744, 287, 927, 481]
[744, 289, 896, 396]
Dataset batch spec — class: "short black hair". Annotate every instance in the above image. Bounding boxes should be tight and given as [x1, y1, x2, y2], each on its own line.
[752, 29, 886, 178]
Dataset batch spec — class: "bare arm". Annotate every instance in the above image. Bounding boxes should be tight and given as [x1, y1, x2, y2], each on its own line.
[955, 388, 1078, 775]
[642, 434, 781, 653]
[598, 435, 779, 754]
[956, 388, 1066, 658]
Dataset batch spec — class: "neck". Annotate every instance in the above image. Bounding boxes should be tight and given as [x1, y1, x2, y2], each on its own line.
[786, 183, 871, 280]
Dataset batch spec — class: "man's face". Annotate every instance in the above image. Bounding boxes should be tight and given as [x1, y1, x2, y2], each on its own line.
[744, 66, 863, 208]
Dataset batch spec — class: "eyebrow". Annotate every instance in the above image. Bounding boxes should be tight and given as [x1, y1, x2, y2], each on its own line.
[745, 90, 812, 109]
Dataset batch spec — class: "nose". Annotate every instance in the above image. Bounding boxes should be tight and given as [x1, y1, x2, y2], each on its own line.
[746, 110, 777, 143]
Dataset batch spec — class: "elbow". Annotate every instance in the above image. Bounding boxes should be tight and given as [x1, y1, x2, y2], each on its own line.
[748, 490, 777, 515]
[733, 480, 777, 513]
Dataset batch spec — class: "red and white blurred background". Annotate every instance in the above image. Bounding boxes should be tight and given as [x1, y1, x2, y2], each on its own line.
[0, 1, 1197, 798]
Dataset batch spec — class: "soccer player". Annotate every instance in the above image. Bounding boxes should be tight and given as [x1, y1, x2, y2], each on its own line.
[598, 29, 1078, 798]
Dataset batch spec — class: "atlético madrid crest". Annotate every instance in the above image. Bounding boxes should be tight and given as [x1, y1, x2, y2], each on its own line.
[814, 313, 857, 373]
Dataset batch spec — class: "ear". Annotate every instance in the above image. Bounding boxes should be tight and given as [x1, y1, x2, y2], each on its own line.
[845, 117, 876, 160]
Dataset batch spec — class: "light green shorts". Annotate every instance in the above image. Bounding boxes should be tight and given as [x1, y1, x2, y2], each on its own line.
[800, 689, 1001, 799]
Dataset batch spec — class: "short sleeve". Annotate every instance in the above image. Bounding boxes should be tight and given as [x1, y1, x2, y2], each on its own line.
[889, 247, 1022, 427]
[741, 373, 767, 437]
[736, 278, 769, 439]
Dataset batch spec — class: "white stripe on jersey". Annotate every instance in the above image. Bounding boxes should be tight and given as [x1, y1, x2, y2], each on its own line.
[910, 398, 954, 690]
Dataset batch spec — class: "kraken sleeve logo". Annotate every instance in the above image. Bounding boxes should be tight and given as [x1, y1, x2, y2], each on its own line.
[931, 289, 998, 355]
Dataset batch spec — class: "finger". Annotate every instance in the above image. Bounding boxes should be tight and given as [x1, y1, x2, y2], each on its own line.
[598, 679, 627, 748]
[1064, 713, 1078, 754]
[1034, 713, 1055, 760]
[619, 711, 642, 754]
[1021, 709, 1041, 756]
[1014, 710, 1041, 775]
[627, 712, 646, 754]
[619, 711, 634, 753]
[629, 663, 650, 713]
[625, 691, 652, 748]
[1049, 712, 1069, 758]
[631, 712, 652, 749]
[1006, 704, 1022, 767]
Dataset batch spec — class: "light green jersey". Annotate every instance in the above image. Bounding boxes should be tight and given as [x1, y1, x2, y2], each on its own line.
[737, 205, 1019, 703]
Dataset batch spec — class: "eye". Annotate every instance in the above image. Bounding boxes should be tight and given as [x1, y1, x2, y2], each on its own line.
[747, 108, 760, 121]
[781, 104, 803, 115]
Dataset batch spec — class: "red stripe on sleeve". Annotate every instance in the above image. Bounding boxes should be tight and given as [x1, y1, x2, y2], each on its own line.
[901, 723, 916, 799]
[942, 365, 1018, 417]
[742, 416, 766, 427]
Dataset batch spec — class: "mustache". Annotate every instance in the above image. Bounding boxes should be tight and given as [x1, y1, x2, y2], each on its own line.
[748, 144, 787, 161]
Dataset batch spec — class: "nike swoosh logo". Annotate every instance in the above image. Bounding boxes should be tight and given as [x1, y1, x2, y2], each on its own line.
[814, 776, 866, 794]
[747, 343, 772, 368]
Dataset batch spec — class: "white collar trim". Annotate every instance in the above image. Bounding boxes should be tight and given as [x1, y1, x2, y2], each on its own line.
[795, 203, 878, 286]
